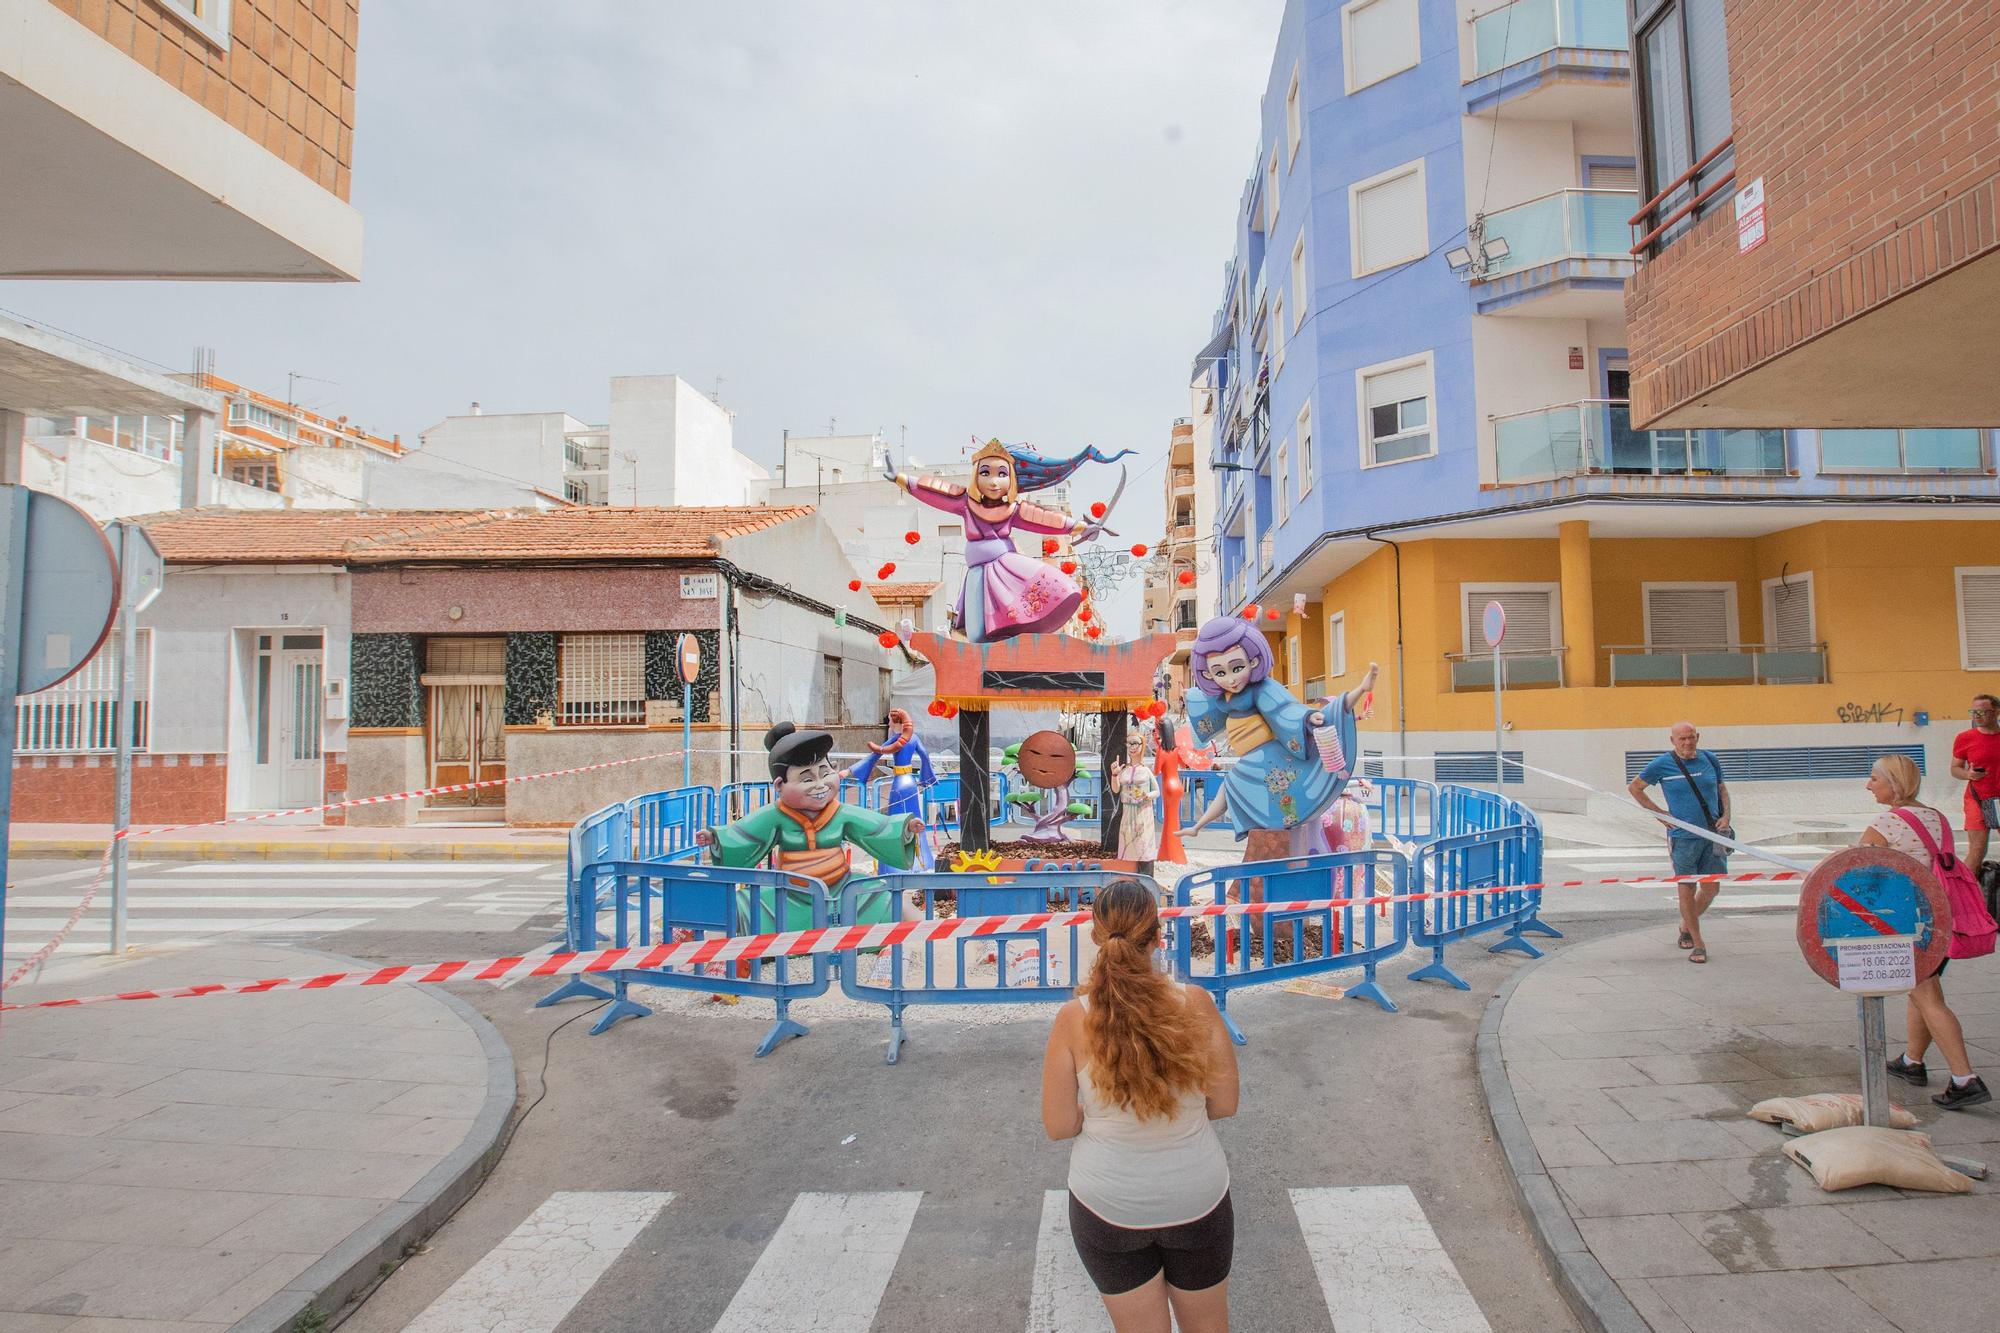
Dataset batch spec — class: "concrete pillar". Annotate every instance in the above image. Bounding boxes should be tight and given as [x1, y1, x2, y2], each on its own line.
[180, 408, 215, 508]
[1558, 519, 1597, 688]
[0, 408, 24, 486]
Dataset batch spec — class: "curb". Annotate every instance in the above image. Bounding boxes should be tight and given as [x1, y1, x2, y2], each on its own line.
[231, 956, 518, 1333]
[9, 839, 566, 862]
[1477, 944, 1654, 1333]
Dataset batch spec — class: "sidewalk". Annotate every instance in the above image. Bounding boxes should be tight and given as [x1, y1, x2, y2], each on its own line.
[8, 822, 569, 863]
[0, 942, 514, 1332]
[1480, 918, 2000, 1332]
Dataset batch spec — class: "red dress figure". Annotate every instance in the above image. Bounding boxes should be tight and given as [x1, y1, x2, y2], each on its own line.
[1155, 717, 1189, 864]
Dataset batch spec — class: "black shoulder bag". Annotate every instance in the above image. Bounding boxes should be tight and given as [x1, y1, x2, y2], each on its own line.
[1671, 750, 1730, 842]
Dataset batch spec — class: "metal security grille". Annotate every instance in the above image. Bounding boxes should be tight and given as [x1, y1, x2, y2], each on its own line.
[558, 634, 644, 726]
[1464, 589, 1555, 652]
[1435, 751, 1525, 785]
[1961, 571, 2000, 669]
[1646, 585, 1732, 647]
[1625, 744, 1926, 784]
[14, 631, 151, 753]
[1768, 580, 1813, 646]
[427, 637, 506, 677]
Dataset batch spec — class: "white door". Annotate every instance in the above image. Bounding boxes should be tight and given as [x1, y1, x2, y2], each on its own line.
[276, 639, 325, 807]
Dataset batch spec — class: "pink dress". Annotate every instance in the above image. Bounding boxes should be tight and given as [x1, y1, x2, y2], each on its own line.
[903, 476, 1082, 640]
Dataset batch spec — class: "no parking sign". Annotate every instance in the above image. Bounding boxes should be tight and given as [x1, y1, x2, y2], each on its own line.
[1795, 846, 1949, 995]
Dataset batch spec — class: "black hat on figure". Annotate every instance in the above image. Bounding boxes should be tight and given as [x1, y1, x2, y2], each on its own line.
[764, 722, 835, 779]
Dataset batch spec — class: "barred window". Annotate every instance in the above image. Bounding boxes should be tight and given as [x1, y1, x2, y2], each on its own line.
[14, 631, 151, 753]
[558, 633, 645, 726]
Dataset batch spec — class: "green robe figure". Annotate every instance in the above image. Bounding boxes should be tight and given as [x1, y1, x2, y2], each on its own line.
[697, 722, 923, 931]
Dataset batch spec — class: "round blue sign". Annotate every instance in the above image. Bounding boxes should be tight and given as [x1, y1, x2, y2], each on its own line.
[1481, 599, 1507, 649]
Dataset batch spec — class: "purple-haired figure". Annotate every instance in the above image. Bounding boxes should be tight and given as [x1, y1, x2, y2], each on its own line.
[1185, 617, 1379, 854]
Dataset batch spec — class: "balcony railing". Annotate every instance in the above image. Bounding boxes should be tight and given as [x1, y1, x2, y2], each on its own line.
[1258, 533, 1275, 575]
[1479, 189, 1637, 280]
[1471, 0, 1629, 78]
[1492, 400, 1787, 484]
[1447, 648, 1567, 692]
[1227, 568, 1246, 606]
[1607, 644, 1829, 687]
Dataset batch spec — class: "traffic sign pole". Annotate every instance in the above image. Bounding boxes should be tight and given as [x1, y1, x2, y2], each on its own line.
[1482, 601, 1507, 789]
[0, 490, 29, 983]
[1858, 995, 1891, 1127]
[105, 522, 165, 957]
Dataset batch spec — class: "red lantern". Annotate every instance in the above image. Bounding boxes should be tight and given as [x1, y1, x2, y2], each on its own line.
[877, 562, 896, 579]
[878, 630, 900, 648]
[1241, 605, 1258, 620]
[1041, 537, 1060, 556]
[926, 700, 944, 717]
[1090, 501, 1107, 519]
[1087, 625, 1103, 640]
[1177, 570, 1194, 586]
[1265, 608, 1281, 621]
[1060, 559, 1077, 575]
[848, 579, 862, 592]
[1078, 608, 1092, 623]
[1152, 700, 1169, 719]
[1130, 543, 1148, 558]
[942, 702, 959, 719]
[903, 530, 921, 545]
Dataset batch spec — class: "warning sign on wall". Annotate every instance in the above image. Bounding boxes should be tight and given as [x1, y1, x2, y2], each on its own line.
[1736, 177, 1767, 254]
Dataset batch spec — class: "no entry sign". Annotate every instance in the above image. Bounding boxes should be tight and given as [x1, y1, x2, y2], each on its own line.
[1795, 846, 1949, 993]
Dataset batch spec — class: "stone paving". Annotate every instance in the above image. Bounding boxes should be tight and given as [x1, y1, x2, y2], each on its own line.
[1486, 916, 2000, 1332]
[0, 942, 512, 1332]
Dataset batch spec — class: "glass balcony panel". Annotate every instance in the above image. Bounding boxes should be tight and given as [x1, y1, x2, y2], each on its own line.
[1494, 404, 1587, 482]
[1686, 651, 1754, 683]
[1904, 429, 1983, 470]
[1820, 429, 1900, 469]
[1497, 402, 1788, 482]
[1482, 190, 1637, 278]
[1711, 427, 1786, 474]
[1611, 653, 1685, 684]
[1760, 650, 1828, 684]
[1472, 0, 1629, 78]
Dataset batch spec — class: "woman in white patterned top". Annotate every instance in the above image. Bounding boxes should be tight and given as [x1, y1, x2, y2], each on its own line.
[1859, 754, 1989, 1108]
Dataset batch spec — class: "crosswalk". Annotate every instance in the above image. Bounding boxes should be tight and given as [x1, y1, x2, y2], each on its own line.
[399, 1186, 1492, 1332]
[1532, 843, 1821, 916]
[1, 859, 566, 962]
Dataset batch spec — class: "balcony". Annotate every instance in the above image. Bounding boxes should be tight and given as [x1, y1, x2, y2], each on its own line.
[1608, 644, 1830, 687]
[1258, 532, 1275, 576]
[1493, 401, 1788, 484]
[1464, 0, 1632, 121]
[1474, 190, 1636, 315]
[1447, 649, 1567, 692]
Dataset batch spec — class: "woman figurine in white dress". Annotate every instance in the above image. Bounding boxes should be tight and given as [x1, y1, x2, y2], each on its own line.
[1112, 728, 1160, 874]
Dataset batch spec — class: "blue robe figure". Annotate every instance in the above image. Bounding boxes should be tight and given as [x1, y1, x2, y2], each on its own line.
[848, 709, 937, 870]
[1184, 618, 1379, 857]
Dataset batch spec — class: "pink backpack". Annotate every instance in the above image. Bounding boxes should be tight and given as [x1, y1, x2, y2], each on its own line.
[1893, 807, 1999, 960]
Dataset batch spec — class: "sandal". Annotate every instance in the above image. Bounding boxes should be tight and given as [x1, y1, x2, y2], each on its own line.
[1677, 930, 1694, 950]
[1688, 947, 1708, 964]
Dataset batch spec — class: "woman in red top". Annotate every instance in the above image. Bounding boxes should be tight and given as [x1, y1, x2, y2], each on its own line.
[1952, 692, 2000, 871]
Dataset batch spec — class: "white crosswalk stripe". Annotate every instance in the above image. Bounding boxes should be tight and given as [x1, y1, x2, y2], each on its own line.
[404, 1190, 674, 1333]
[1291, 1186, 1490, 1332]
[1027, 1189, 1110, 1332]
[711, 1191, 923, 1333]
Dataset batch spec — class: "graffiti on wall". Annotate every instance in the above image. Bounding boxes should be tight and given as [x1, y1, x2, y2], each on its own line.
[1836, 702, 1904, 724]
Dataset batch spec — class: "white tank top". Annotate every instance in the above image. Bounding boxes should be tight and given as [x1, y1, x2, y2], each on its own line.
[1067, 992, 1230, 1229]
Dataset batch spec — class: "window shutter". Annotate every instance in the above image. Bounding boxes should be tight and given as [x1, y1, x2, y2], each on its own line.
[1647, 587, 1732, 647]
[1350, 0, 1419, 88]
[1587, 163, 1639, 191]
[1365, 363, 1428, 411]
[1962, 572, 2000, 669]
[1466, 589, 1555, 652]
[1768, 581, 1812, 646]
[1355, 170, 1425, 271]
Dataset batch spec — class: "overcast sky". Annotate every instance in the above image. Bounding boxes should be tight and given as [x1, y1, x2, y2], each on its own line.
[5, 0, 1286, 628]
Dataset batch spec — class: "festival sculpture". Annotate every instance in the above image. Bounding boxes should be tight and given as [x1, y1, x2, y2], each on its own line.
[1013, 729, 1088, 844]
[1152, 715, 1192, 865]
[1109, 725, 1159, 873]
[697, 723, 922, 928]
[885, 438, 1130, 642]
[1185, 615, 1380, 855]
[848, 708, 937, 870]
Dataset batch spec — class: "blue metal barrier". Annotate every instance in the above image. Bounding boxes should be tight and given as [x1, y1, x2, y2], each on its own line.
[1364, 778, 1437, 843]
[631, 785, 710, 862]
[719, 780, 774, 821]
[1406, 812, 1558, 990]
[1172, 851, 1410, 1040]
[540, 861, 833, 1054]
[1173, 769, 1225, 827]
[838, 870, 1151, 1065]
[924, 775, 961, 833]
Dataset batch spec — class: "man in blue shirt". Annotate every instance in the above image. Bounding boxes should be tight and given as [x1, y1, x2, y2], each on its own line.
[1628, 721, 1731, 964]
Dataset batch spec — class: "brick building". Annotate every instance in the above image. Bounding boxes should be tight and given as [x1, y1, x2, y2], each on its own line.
[1624, 0, 2000, 429]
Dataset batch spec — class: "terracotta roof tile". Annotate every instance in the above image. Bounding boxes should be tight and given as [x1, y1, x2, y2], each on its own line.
[867, 581, 943, 601]
[136, 505, 815, 565]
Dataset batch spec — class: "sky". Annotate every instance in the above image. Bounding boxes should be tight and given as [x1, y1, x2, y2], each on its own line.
[4, 0, 1287, 629]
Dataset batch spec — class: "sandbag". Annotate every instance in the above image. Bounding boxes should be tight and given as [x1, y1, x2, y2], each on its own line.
[1783, 1126, 1970, 1194]
[1747, 1092, 1917, 1133]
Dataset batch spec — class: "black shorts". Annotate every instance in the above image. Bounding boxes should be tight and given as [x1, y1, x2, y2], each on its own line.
[1068, 1191, 1234, 1296]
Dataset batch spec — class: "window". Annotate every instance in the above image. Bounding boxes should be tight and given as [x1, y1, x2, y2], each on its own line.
[1358, 354, 1435, 466]
[1584, 159, 1640, 191]
[227, 459, 280, 492]
[1342, 0, 1420, 94]
[1285, 67, 1302, 163]
[1958, 568, 2000, 670]
[1273, 295, 1286, 373]
[1644, 583, 1738, 648]
[1349, 159, 1428, 275]
[160, 0, 231, 48]
[1290, 236, 1308, 327]
[1326, 611, 1347, 679]
[1265, 152, 1280, 230]
[1275, 442, 1291, 522]
[1819, 430, 1987, 474]
[1175, 599, 1198, 631]
[822, 654, 845, 724]
[1286, 634, 1301, 687]
[13, 631, 151, 754]
[1296, 405, 1315, 497]
[1763, 574, 1815, 647]
[557, 634, 645, 726]
[1635, 0, 1734, 246]
[1462, 587, 1558, 654]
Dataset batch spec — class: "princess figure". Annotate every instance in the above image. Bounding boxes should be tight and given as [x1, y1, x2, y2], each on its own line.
[1110, 726, 1160, 873]
[1186, 616, 1380, 856]
[848, 708, 937, 870]
[885, 438, 1129, 642]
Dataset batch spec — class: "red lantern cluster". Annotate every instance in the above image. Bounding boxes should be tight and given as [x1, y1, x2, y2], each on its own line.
[877, 562, 896, 579]
[1089, 501, 1107, 519]
[1135, 699, 1168, 720]
[903, 530, 921, 546]
[1041, 538, 1060, 556]
[1177, 570, 1195, 586]
[877, 630, 900, 649]
[925, 700, 961, 719]
[1130, 543, 1148, 558]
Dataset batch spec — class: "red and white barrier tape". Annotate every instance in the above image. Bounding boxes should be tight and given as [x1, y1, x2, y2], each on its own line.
[3, 748, 684, 990]
[3, 870, 1804, 1013]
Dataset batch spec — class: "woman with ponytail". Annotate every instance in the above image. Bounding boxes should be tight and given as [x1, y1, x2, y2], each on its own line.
[1040, 880, 1239, 1331]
